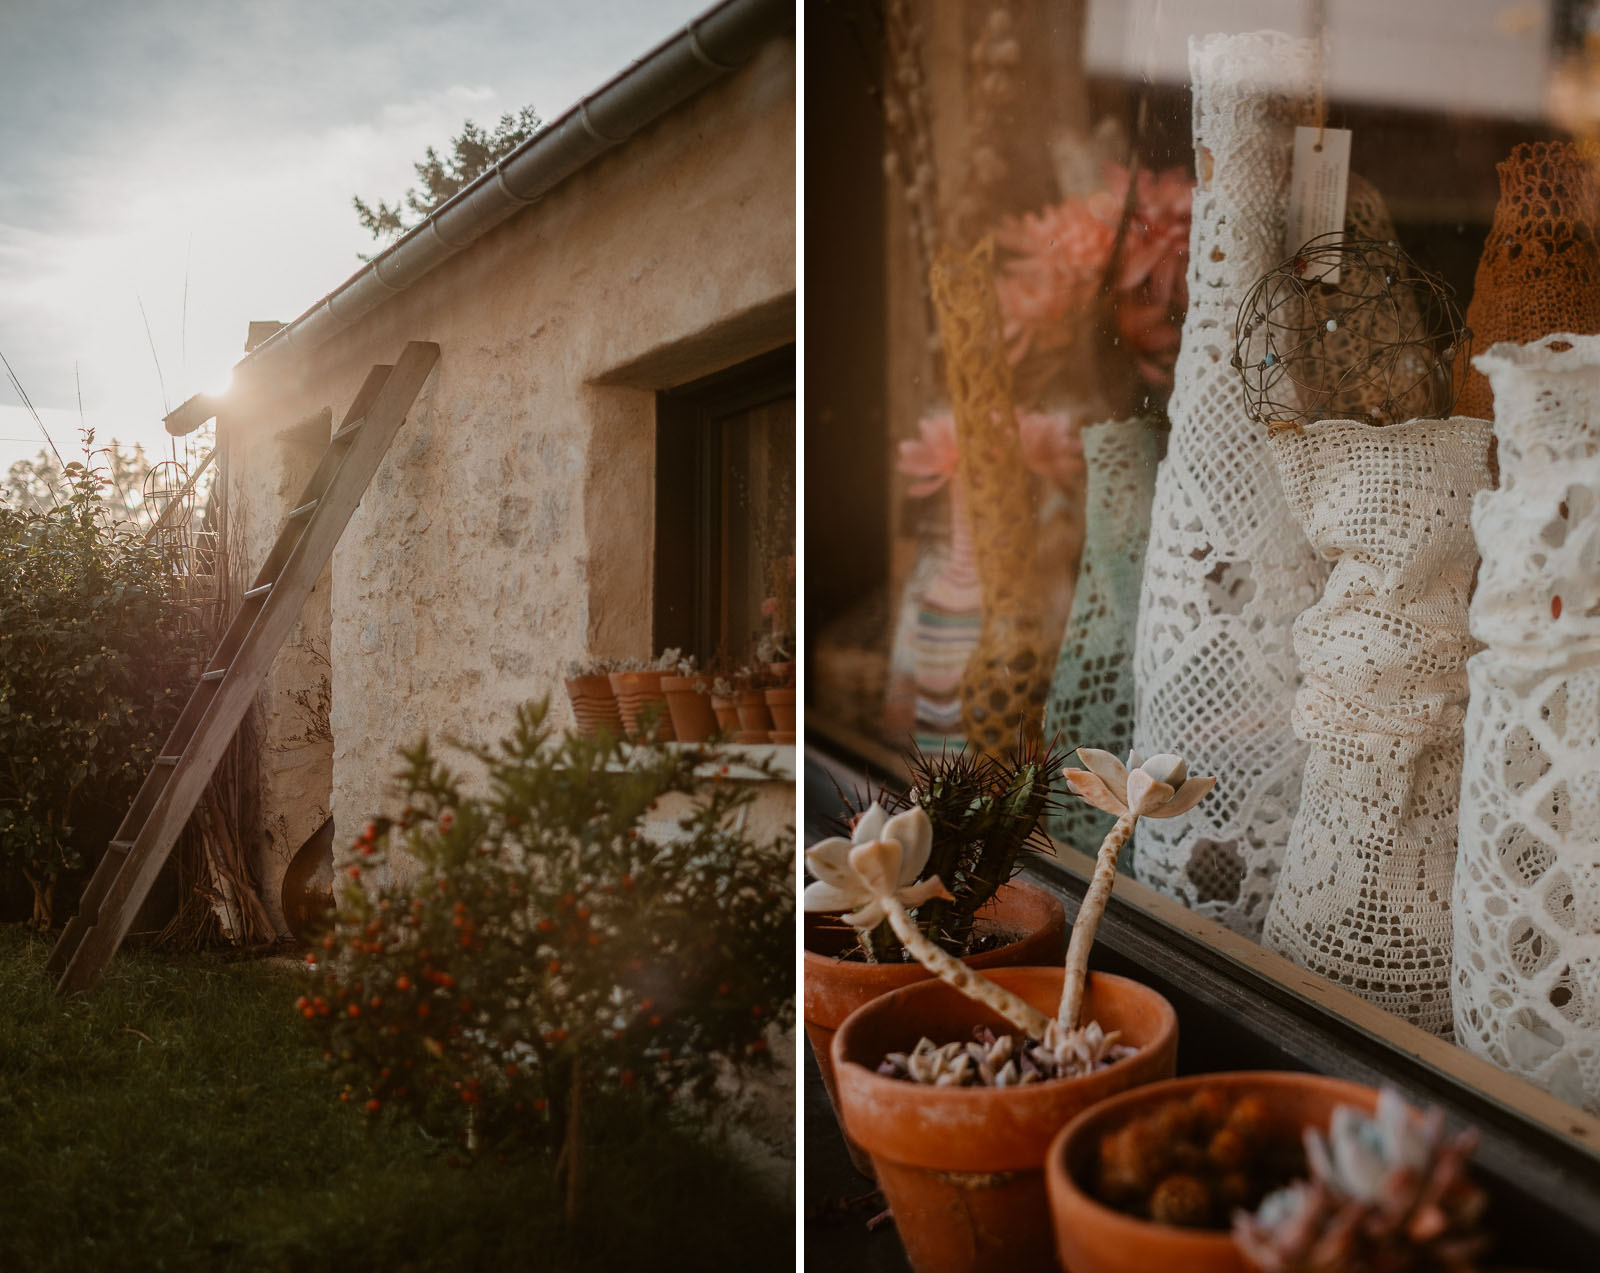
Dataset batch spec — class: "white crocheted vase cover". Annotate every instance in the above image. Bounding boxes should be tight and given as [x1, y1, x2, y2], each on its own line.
[1262, 416, 1491, 1036]
[1130, 31, 1326, 935]
[1044, 418, 1160, 855]
[1454, 333, 1600, 1112]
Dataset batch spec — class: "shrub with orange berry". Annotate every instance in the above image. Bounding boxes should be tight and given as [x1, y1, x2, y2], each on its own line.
[297, 699, 793, 1178]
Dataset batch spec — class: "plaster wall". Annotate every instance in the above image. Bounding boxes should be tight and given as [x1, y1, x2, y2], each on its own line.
[217, 41, 794, 924]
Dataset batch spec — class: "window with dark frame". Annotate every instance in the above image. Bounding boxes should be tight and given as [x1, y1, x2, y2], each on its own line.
[654, 346, 796, 671]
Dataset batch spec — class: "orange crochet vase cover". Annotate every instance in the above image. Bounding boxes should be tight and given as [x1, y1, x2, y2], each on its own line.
[1458, 141, 1600, 420]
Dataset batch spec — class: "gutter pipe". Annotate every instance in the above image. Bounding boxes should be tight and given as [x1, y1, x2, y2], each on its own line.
[167, 0, 790, 435]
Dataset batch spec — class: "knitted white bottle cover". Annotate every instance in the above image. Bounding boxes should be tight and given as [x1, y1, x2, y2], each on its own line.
[1263, 415, 1491, 1036]
[1130, 31, 1325, 936]
[1454, 334, 1600, 1113]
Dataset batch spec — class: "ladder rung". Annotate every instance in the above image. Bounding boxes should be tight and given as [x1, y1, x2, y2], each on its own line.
[287, 500, 318, 521]
[243, 583, 273, 601]
[108, 840, 134, 854]
[330, 418, 364, 444]
[155, 755, 180, 767]
[200, 669, 227, 682]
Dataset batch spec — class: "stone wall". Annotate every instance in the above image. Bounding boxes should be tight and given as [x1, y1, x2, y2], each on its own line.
[215, 40, 795, 925]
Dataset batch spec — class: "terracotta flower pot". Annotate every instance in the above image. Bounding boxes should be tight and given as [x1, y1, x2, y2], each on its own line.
[710, 693, 740, 735]
[564, 674, 623, 739]
[763, 686, 796, 731]
[833, 966, 1178, 1273]
[1046, 1070, 1380, 1273]
[660, 674, 717, 743]
[734, 689, 772, 740]
[607, 670, 675, 741]
[805, 879, 1066, 1177]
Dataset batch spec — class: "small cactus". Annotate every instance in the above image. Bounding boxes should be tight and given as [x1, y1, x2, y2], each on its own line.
[1233, 1089, 1488, 1273]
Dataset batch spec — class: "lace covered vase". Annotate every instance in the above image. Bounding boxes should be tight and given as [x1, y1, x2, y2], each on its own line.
[1130, 31, 1325, 935]
[1044, 417, 1160, 855]
[1457, 143, 1600, 421]
[1454, 334, 1600, 1112]
[930, 240, 1050, 755]
[1262, 416, 1491, 1036]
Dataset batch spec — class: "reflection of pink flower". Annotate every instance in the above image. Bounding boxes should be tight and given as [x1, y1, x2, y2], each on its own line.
[990, 165, 1193, 391]
[1102, 163, 1192, 389]
[761, 596, 779, 618]
[896, 414, 959, 497]
[1017, 411, 1085, 492]
[898, 409, 1083, 498]
[993, 197, 1118, 366]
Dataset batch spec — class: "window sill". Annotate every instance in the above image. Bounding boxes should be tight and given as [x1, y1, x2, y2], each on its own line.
[620, 741, 796, 783]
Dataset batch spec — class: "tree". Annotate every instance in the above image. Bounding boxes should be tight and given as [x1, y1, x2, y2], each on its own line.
[353, 107, 543, 247]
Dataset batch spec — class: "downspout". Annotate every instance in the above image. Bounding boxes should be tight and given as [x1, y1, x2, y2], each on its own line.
[166, 0, 790, 436]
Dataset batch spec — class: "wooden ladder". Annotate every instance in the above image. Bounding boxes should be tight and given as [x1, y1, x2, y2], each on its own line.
[48, 340, 440, 995]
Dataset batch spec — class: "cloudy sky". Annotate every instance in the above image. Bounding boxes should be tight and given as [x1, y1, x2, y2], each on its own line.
[0, 0, 709, 472]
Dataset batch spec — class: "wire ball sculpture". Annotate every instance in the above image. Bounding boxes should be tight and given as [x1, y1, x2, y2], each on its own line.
[1232, 233, 1472, 431]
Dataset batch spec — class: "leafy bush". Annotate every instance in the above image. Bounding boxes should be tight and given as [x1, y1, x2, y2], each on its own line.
[0, 461, 202, 926]
[299, 702, 793, 1209]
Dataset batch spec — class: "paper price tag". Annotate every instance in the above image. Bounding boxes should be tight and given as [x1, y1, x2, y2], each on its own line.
[1285, 126, 1351, 284]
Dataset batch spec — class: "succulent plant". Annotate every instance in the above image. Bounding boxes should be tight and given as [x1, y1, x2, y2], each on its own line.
[804, 746, 1215, 1084]
[1233, 1089, 1488, 1273]
[1057, 748, 1214, 1030]
[877, 1022, 1138, 1089]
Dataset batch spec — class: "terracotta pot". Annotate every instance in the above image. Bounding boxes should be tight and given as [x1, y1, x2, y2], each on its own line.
[764, 686, 796, 731]
[607, 670, 675, 741]
[660, 674, 717, 742]
[734, 689, 772, 738]
[805, 879, 1065, 1177]
[564, 675, 623, 739]
[770, 730, 795, 744]
[766, 659, 795, 684]
[1047, 1071, 1380, 1273]
[731, 729, 770, 744]
[710, 693, 740, 735]
[834, 966, 1178, 1273]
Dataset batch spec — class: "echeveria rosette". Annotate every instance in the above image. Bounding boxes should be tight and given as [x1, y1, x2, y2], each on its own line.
[1234, 1089, 1488, 1272]
[1057, 748, 1215, 1031]
[804, 802, 1055, 1040]
[803, 801, 950, 929]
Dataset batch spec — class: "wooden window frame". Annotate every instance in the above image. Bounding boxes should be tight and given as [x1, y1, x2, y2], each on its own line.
[653, 345, 796, 664]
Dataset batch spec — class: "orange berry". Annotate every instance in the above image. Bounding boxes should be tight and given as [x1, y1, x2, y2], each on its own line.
[548, 961, 561, 975]
[396, 975, 411, 991]
[365, 1098, 381, 1113]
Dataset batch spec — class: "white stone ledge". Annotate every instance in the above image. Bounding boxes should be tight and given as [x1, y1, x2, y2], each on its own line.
[616, 741, 795, 782]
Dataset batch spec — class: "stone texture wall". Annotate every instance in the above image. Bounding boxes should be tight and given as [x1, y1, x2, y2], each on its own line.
[215, 40, 795, 927]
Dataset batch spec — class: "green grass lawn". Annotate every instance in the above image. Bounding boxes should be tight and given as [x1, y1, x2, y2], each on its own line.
[0, 926, 792, 1272]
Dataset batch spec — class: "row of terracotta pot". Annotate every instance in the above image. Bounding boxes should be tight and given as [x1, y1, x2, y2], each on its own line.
[809, 881, 1401, 1273]
[565, 671, 796, 743]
